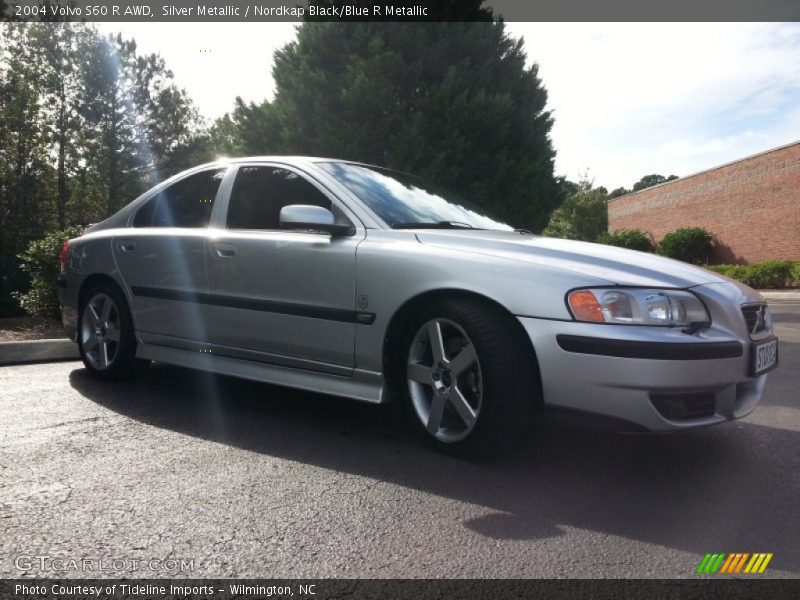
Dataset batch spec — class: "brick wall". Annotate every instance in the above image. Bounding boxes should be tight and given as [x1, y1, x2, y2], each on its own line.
[607, 141, 800, 264]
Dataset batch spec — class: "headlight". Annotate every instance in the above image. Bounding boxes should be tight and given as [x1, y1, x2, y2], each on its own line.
[567, 288, 710, 326]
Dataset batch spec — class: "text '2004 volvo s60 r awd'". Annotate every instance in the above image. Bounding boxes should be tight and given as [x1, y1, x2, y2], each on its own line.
[59, 157, 779, 455]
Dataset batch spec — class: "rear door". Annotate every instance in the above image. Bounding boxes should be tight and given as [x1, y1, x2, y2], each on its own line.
[204, 163, 363, 370]
[113, 167, 228, 342]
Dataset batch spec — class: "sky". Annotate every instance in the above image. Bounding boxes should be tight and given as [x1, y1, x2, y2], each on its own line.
[97, 22, 800, 190]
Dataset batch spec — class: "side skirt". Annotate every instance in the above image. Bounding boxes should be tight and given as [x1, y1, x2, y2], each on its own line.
[135, 342, 387, 404]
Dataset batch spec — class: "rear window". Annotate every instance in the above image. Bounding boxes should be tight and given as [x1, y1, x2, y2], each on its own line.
[134, 168, 226, 228]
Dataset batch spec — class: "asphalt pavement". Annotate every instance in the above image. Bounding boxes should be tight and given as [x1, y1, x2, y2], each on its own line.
[1, 304, 798, 579]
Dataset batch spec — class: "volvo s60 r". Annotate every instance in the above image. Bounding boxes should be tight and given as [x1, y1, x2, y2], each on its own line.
[58, 157, 779, 455]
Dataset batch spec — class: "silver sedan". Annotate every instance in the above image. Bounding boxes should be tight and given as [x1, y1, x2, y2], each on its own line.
[58, 157, 779, 455]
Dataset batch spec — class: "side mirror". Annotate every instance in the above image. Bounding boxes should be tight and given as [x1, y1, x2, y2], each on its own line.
[279, 205, 355, 236]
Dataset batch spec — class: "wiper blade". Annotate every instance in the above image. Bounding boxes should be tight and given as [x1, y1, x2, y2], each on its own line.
[392, 220, 476, 230]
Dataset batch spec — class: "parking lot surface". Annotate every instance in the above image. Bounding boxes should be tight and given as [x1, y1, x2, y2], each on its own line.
[1, 304, 798, 578]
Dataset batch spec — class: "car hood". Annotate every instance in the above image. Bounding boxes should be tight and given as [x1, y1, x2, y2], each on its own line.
[415, 230, 727, 288]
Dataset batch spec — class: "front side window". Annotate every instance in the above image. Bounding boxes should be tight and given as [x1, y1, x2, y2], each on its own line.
[226, 166, 332, 230]
[317, 161, 512, 231]
[134, 168, 226, 228]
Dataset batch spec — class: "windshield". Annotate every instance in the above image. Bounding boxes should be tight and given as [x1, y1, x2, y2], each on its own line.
[317, 161, 513, 231]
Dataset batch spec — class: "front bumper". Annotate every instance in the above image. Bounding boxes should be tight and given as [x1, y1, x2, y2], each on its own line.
[519, 283, 774, 432]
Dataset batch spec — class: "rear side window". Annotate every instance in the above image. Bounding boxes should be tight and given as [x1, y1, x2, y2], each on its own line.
[134, 168, 226, 228]
[226, 166, 331, 230]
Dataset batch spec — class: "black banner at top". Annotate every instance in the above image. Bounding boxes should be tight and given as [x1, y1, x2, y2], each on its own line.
[3, 0, 800, 22]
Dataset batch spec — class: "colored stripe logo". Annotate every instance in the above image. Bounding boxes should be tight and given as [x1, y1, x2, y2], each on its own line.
[696, 553, 773, 574]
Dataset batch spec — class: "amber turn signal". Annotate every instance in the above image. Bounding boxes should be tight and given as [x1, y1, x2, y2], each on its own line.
[568, 290, 604, 322]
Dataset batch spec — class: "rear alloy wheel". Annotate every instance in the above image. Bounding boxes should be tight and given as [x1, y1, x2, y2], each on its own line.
[81, 292, 121, 371]
[399, 298, 541, 456]
[79, 284, 147, 379]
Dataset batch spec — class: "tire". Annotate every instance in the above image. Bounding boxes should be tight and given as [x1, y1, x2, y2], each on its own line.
[392, 298, 541, 457]
[78, 282, 148, 379]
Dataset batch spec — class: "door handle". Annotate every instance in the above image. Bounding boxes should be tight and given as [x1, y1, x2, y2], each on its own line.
[117, 239, 136, 252]
[211, 242, 236, 258]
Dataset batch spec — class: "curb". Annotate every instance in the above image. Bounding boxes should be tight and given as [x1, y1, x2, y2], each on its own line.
[761, 290, 800, 304]
[0, 339, 79, 366]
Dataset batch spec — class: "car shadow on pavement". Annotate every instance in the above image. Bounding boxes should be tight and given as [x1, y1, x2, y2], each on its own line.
[69, 354, 800, 575]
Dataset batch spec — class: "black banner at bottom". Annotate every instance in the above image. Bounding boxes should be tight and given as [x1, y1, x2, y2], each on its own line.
[2, 579, 800, 600]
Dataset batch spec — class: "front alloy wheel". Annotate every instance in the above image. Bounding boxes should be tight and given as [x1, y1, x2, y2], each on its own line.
[407, 318, 483, 443]
[397, 298, 541, 456]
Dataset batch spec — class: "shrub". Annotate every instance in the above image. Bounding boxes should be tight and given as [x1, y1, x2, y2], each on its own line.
[13, 226, 83, 319]
[707, 260, 799, 289]
[657, 227, 714, 264]
[542, 187, 608, 242]
[596, 229, 655, 252]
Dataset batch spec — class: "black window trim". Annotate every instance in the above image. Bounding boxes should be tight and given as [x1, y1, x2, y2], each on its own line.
[129, 165, 231, 230]
[217, 162, 362, 234]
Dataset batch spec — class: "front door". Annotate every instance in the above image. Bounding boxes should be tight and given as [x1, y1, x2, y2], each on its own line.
[205, 164, 362, 369]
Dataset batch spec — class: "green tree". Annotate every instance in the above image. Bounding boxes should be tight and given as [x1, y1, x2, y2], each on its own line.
[79, 34, 149, 217]
[33, 23, 98, 229]
[607, 186, 630, 199]
[0, 24, 56, 314]
[215, 11, 561, 231]
[542, 180, 608, 242]
[557, 177, 581, 199]
[79, 32, 205, 217]
[632, 173, 678, 192]
[0, 23, 206, 315]
[210, 97, 281, 157]
[126, 47, 206, 176]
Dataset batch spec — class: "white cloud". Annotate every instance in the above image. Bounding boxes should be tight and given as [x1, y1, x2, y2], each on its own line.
[506, 22, 800, 188]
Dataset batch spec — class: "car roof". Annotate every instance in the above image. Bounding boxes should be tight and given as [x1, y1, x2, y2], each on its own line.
[197, 156, 383, 171]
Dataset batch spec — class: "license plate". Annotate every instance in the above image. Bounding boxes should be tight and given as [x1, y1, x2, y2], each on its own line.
[750, 338, 778, 376]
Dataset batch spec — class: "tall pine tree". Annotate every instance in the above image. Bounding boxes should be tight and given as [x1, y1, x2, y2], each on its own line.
[216, 7, 562, 231]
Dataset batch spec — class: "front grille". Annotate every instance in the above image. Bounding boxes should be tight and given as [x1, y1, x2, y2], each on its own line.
[651, 393, 716, 421]
[742, 304, 768, 336]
